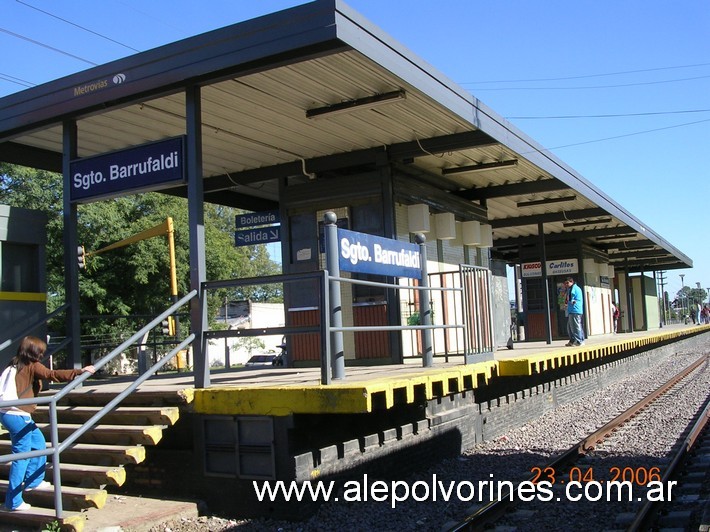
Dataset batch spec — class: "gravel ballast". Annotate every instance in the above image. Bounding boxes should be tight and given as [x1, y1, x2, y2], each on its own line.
[147, 351, 709, 531]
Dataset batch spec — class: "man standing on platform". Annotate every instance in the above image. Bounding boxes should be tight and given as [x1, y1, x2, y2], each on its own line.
[564, 277, 585, 346]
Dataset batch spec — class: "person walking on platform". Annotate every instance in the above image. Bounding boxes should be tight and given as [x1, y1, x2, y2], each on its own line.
[611, 301, 619, 333]
[564, 277, 585, 346]
[0, 336, 95, 511]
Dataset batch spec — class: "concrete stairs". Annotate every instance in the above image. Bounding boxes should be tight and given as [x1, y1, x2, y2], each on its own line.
[0, 391, 183, 531]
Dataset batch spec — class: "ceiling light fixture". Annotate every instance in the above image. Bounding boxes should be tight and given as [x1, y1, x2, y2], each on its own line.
[563, 217, 612, 228]
[441, 159, 518, 175]
[516, 195, 577, 208]
[306, 90, 406, 119]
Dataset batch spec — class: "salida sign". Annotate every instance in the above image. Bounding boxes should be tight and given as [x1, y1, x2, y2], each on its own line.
[235, 210, 281, 246]
[70, 137, 185, 203]
[338, 228, 421, 279]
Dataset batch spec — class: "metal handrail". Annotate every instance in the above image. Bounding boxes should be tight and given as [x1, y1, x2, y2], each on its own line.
[328, 275, 463, 293]
[0, 302, 70, 354]
[0, 289, 197, 519]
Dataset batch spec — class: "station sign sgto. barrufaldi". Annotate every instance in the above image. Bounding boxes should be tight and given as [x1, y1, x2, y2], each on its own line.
[69, 137, 185, 203]
[337, 228, 422, 280]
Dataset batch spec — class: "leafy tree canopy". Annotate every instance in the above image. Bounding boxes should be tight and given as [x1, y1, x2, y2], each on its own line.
[0, 163, 282, 344]
[673, 285, 707, 311]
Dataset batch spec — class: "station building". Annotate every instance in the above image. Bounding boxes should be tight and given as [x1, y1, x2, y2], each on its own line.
[0, 205, 48, 354]
[0, 0, 697, 522]
[0, 0, 690, 372]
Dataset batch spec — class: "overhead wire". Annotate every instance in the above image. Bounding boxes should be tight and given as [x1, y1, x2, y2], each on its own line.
[464, 73, 710, 91]
[2, 3, 708, 160]
[14, 0, 141, 52]
[0, 27, 97, 66]
[526, 117, 710, 154]
[507, 109, 710, 120]
[461, 61, 710, 84]
[459, 63, 710, 151]
[1, 0, 149, 90]
[0, 72, 34, 88]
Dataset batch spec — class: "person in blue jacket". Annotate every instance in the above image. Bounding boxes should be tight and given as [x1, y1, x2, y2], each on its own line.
[564, 277, 585, 346]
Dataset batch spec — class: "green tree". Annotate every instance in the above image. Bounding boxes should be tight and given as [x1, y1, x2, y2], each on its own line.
[675, 286, 707, 318]
[0, 164, 282, 344]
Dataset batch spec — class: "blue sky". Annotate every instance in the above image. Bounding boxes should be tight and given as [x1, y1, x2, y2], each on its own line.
[2, 0, 709, 297]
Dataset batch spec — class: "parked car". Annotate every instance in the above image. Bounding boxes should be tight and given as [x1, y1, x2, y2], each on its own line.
[245, 353, 283, 367]
[245, 354, 278, 367]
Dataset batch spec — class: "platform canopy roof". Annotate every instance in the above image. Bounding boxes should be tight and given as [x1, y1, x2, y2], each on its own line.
[0, 0, 690, 273]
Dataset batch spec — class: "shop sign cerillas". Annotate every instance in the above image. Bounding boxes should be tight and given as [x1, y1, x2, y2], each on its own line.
[522, 259, 579, 278]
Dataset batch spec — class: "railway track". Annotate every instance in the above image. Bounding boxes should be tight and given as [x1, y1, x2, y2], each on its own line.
[447, 354, 710, 531]
[638, 392, 710, 530]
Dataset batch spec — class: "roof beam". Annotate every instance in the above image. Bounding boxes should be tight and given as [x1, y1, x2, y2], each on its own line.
[612, 259, 690, 272]
[490, 208, 607, 229]
[455, 179, 570, 201]
[608, 249, 671, 260]
[603, 240, 656, 251]
[387, 130, 499, 160]
[162, 187, 278, 211]
[1, 128, 499, 194]
[393, 174, 488, 220]
[493, 226, 638, 248]
[0, 141, 62, 172]
[200, 130, 500, 192]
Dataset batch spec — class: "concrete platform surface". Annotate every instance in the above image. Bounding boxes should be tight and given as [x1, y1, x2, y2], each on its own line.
[81, 494, 199, 532]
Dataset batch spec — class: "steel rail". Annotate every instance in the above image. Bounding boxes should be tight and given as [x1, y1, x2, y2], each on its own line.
[446, 354, 708, 531]
[582, 354, 707, 452]
[627, 363, 710, 531]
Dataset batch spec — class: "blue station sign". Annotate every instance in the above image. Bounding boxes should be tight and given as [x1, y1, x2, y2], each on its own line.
[235, 226, 281, 246]
[235, 210, 280, 229]
[338, 228, 421, 279]
[234, 209, 282, 247]
[70, 137, 185, 203]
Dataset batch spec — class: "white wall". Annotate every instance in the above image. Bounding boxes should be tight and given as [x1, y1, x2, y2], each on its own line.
[207, 302, 285, 366]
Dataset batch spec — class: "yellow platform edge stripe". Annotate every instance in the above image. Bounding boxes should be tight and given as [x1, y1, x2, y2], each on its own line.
[189, 326, 709, 416]
[498, 325, 710, 377]
[192, 360, 496, 416]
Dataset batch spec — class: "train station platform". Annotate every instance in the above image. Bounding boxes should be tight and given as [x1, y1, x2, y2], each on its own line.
[72, 323, 710, 416]
[495, 322, 710, 376]
[41, 322, 710, 522]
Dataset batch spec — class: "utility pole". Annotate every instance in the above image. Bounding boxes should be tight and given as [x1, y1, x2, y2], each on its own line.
[657, 270, 666, 327]
[680, 274, 685, 321]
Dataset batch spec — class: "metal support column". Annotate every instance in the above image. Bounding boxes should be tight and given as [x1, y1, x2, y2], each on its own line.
[324, 212, 345, 380]
[625, 264, 634, 333]
[378, 152, 402, 362]
[186, 85, 209, 388]
[576, 238, 588, 339]
[640, 267, 648, 330]
[654, 270, 663, 328]
[62, 120, 81, 369]
[416, 233, 433, 366]
[515, 264, 525, 341]
[538, 223, 553, 344]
